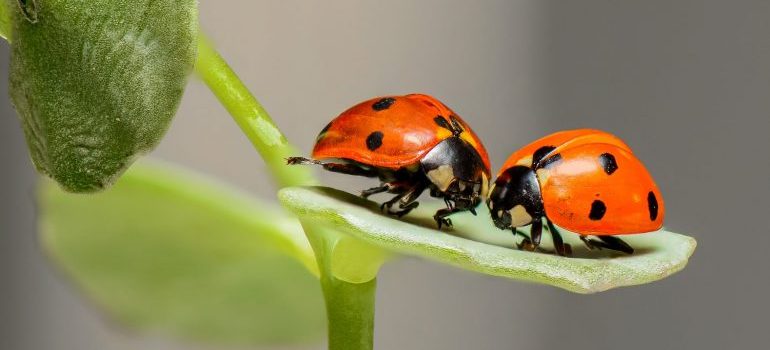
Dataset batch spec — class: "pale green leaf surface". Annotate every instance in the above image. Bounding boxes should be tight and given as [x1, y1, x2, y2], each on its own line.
[0, 0, 10, 41]
[279, 186, 697, 294]
[10, 0, 198, 192]
[40, 162, 324, 344]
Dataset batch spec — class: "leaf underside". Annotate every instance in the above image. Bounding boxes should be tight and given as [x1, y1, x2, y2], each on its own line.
[279, 186, 697, 294]
[40, 162, 324, 344]
[10, 0, 198, 192]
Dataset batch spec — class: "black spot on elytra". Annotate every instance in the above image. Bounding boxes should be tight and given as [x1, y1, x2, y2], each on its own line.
[589, 200, 607, 220]
[372, 97, 396, 111]
[434, 115, 451, 129]
[599, 153, 619, 175]
[532, 146, 556, 167]
[648, 191, 659, 221]
[366, 131, 384, 151]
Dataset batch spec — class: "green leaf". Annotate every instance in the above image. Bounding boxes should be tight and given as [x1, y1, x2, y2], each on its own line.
[9, 0, 198, 192]
[40, 162, 325, 344]
[0, 0, 10, 41]
[279, 186, 697, 294]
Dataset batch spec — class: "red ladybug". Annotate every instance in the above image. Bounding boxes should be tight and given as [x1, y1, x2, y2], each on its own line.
[288, 94, 491, 228]
[486, 129, 664, 255]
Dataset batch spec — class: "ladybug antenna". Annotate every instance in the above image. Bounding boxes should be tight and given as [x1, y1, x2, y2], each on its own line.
[448, 116, 464, 136]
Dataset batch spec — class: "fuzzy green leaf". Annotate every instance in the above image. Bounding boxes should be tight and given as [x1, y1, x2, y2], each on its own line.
[279, 186, 697, 294]
[40, 162, 325, 344]
[9, 0, 198, 192]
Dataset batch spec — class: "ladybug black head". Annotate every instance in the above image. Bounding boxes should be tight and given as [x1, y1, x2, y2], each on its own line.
[487, 166, 544, 229]
[420, 137, 489, 211]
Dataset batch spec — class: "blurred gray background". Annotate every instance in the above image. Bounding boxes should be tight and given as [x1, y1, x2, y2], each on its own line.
[2, 1, 769, 349]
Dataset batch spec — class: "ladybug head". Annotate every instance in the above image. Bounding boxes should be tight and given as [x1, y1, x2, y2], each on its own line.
[487, 166, 544, 229]
[420, 137, 489, 211]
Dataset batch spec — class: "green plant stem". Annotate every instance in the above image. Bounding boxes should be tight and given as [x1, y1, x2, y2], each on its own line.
[195, 34, 376, 350]
[194, 35, 316, 188]
[307, 225, 376, 350]
[322, 276, 376, 350]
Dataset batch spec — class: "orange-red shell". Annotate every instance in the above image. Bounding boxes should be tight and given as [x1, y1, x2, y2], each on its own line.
[312, 94, 490, 171]
[501, 129, 664, 235]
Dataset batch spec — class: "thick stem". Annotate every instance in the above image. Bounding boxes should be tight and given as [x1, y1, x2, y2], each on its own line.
[195, 35, 377, 350]
[309, 228, 376, 350]
[194, 35, 316, 188]
[322, 275, 376, 350]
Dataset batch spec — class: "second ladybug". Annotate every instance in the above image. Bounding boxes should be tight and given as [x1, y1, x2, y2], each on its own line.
[288, 94, 490, 228]
[486, 129, 665, 255]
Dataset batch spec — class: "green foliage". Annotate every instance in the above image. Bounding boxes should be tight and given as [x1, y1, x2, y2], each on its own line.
[0, 0, 10, 41]
[9, 0, 198, 192]
[40, 162, 325, 344]
[279, 186, 697, 294]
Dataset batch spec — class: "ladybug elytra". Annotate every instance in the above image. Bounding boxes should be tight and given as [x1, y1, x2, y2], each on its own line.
[486, 129, 665, 255]
[288, 94, 490, 228]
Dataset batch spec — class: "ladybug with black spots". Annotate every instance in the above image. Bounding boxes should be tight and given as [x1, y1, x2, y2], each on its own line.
[288, 94, 491, 228]
[486, 129, 664, 255]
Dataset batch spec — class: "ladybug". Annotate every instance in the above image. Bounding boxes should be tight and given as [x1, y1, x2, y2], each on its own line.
[287, 94, 490, 228]
[486, 129, 664, 255]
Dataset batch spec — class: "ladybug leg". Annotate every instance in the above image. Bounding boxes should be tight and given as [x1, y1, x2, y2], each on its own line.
[391, 184, 426, 217]
[443, 197, 454, 210]
[380, 192, 407, 213]
[579, 235, 600, 250]
[597, 236, 634, 254]
[513, 229, 563, 255]
[579, 235, 634, 254]
[381, 183, 426, 217]
[514, 230, 535, 251]
[361, 184, 390, 198]
[395, 201, 420, 217]
[433, 198, 473, 229]
[432, 193, 482, 229]
[433, 208, 456, 229]
[544, 219, 571, 256]
[530, 219, 543, 248]
[516, 220, 544, 252]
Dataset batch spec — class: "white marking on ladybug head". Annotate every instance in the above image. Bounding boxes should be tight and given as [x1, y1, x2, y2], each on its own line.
[426, 165, 455, 191]
[509, 205, 533, 227]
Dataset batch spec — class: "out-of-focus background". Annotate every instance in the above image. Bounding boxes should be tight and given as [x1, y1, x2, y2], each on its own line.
[1, 1, 769, 349]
